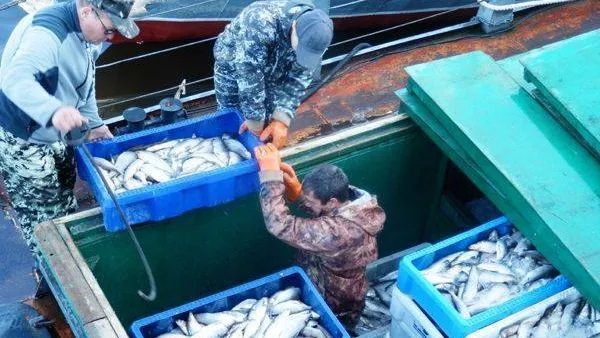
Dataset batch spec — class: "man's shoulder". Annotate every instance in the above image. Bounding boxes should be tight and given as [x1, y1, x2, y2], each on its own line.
[31, 2, 78, 43]
[239, 1, 286, 27]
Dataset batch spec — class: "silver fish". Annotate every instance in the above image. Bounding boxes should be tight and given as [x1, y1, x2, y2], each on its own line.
[228, 151, 243, 166]
[190, 322, 229, 338]
[271, 300, 311, 316]
[124, 159, 145, 180]
[463, 266, 479, 303]
[140, 164, 171, 183]
[561, 299, 580, 332]
[115, 151, 137, 173]
[93, 157, 120, 173]
[124, 178, 145, 190]
[449, 291, 471, 318]
[223, 138, 251, 160]
[517, 314, 542, 338]
[478, 270, 517, 285]
[187, 312, 204, 335]
[270, 287, 301, 306]
[521, 265, 555, 286]
[146, 139, 180, 152]
[452, 251, 480, 265]
[477, 262, 514, 276]
[231, 299, 257, 313]
[469, 240, 497, 254]
[170, 138, 202, 157]
[137, 151, 174, 174]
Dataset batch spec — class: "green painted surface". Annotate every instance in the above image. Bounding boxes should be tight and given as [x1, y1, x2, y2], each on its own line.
[521, 29, 600, 160]
[404, 51, 600, 309]
[68, 120, 449, 330]
[496, 54, 536, 95]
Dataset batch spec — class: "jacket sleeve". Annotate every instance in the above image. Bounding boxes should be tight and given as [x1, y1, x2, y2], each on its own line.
[233, 15, 277, 127]
[1, 27, 63, 128]
[271, 63, 314, 126]
[258, 170, 360, 253]
[78, 46, 103, 129]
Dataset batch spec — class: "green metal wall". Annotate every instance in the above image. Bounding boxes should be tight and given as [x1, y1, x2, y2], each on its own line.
[67, 119, 448, 330]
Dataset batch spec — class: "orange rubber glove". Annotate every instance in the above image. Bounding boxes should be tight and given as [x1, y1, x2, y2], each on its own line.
[260, 119, 288, 149]
[239, 120, 264, 136]
[280, 162, 302, 202]
[254, 143, 281, 172]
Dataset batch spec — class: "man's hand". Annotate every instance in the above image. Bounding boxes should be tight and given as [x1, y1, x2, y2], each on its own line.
[254, 143, 281, 172]
[239, 120, 264, 137]
[260, 119, 288, 149]
[52, 106, 88, 134]
[280, 162, 302, 202]
[88, 125, 114, 142]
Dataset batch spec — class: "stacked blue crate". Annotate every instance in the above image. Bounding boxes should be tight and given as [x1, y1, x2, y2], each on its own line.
[130, 266, 350, 338]
[76, 109, 262, 232]
[396, 217, 571, 338]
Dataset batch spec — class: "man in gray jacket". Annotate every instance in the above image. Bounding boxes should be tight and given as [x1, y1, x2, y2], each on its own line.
[0, 0, 139, 250]
[214, 0, 333, 149]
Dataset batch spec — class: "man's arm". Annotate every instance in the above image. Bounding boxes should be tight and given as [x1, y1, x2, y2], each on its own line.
[270, 62, 314, 126]
[258, 171, 361, 253]
[1, 27, 63, 128]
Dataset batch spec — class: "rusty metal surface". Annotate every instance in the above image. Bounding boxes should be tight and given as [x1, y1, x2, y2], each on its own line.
[289, 0, 600, 145]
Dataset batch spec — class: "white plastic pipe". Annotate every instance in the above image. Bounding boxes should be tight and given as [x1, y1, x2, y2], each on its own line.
[478, 0, 577, 11]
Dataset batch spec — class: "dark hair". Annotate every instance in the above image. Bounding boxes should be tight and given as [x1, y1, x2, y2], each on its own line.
[302, 164, 349, 204]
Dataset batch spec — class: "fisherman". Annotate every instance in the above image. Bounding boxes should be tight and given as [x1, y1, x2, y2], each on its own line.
[0, 0, 139, 251]
[213, 0, 333, 149]
[254, 143, 386, 326]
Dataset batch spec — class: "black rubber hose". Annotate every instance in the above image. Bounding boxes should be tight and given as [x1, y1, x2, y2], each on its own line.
[64, 127, 157, 301]
[302, 42, 372, 102]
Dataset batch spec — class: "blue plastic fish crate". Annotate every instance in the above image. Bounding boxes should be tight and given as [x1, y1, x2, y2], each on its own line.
[130, 266, 351, 338]
[75, 109, 261, 232]
[396, 216, 571, 338]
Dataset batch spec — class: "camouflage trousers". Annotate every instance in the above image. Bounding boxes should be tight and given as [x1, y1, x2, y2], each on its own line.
[0, 127, 78, 251]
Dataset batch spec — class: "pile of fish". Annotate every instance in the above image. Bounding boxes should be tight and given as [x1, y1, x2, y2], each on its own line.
[156, 287, 333, 338]
[498, 293, 600, 338]
[91, 134, 251, 194]
[350, 270, 397, 336]
[421, 228, 560, 318]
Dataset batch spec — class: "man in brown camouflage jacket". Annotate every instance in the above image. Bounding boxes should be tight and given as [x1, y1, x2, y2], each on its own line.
[254, 144, 386, 326]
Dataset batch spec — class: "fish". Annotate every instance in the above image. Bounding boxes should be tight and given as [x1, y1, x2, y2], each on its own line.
[92, 156, 121, 174]
[469, 240, 498, 254]
[270, 287, 301, 306]
[140, 164, 171, 183]
[153, 287, 333, 338]
[462, 266, 479, 303]
[500, 294, 600, 338]
[270, 300, 311, 316]
[114, 151, 137, 173]
[146, 139, 180, 152]
[137, 151, 174, 174]
[95, 134, 253, 194]
[124, 159, 145, 180]
[222, 137, 251, 160]
[420, 227, 559, 318]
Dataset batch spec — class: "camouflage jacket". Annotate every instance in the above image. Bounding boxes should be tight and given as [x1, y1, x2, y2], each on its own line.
[213, 1, 315, 128]
[258, 171, 386, 320]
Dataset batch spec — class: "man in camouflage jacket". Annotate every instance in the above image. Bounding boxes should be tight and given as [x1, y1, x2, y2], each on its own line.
[0, 0, 138, 250]
[213, 0, 333, 149]
[255, 144, 386, 326]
